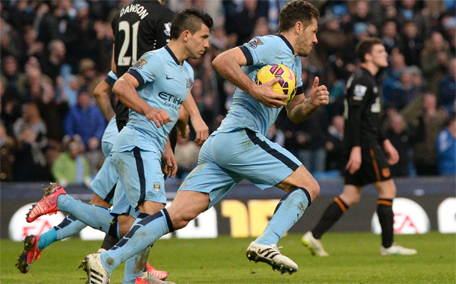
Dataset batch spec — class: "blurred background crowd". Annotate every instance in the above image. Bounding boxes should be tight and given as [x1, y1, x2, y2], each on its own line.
[1, 0, 455, 186]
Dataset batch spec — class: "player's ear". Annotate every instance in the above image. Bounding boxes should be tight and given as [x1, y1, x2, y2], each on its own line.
[182, 30, 191, 42]
[295, 21, 303, 34]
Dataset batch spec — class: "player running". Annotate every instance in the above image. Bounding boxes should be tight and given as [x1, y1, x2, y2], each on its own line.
[77, 1, 329, 282]
[26, 8, 212, 284]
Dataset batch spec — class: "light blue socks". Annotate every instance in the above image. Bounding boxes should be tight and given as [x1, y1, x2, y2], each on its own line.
[101, 209, 174, 275]
[255, 187, 311, 245]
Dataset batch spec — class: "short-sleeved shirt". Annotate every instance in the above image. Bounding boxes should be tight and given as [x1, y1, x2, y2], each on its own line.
[113, 46, 194, 154]
[342, 67, 384, 153]
[214, 34, 303, 136]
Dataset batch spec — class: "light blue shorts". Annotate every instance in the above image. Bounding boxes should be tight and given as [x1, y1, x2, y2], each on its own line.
[179, 129, 301, 208]
[112, 147, 166, 210]
[91, 142, 118, 203]
[110, 179, 137, 217]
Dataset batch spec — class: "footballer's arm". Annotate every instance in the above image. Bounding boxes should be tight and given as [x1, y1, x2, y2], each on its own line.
[94, 79, 115, 121]
[286, 76, 329, 123]
[212, 47, 287, 108]
[182, 90, 208, 146]
[112, 72, 171, 128]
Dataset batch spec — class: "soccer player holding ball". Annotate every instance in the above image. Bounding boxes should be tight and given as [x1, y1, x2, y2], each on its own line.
[76, 1, 329, 282]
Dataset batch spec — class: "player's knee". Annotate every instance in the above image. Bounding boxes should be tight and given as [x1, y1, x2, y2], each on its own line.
[90, 194, 111, 208]
[302, 176, 320, 201]
[171, 211, 199, 230]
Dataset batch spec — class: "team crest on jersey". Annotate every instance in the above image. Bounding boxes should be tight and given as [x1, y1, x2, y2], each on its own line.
[164, 22, 171, 36]
[133, 58, 147, 69]
[153, 181, 161, 191]
[353, 84, 367, 100]
[247, 38, 263, 49]
[382, 168, 390, 178]
[187, 78, 194, 90]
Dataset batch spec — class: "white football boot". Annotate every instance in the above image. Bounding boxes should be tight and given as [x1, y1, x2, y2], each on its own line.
[246, 242, 298, 274]
[301, 231, 329, 257]
[80, 253, 110, 284]
[380, 243, 417, 256]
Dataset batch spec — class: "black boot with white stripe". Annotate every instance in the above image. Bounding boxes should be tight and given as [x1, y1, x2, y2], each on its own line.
[79, 253, 110, 284]
[246, 242, 298, 274]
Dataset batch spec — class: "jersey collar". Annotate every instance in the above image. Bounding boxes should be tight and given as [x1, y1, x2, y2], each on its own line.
[276, 33, 294, 55]
[165, 45, 181, 65]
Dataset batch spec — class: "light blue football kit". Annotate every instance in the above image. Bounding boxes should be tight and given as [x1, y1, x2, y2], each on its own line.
[99, 34, 314, 275]
[111, 45, 193, 210]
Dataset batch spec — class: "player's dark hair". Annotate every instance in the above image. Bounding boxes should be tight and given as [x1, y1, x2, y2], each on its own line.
[279, 0, 320, 33]
[170, 8, 213, 40]
[356, 37, 384, 62]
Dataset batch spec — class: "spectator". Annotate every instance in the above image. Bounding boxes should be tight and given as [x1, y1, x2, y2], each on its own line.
[291, 107, 330, 173]
[12, 101, 50, 181]
[381, 20, 403, 55]
[76, 58, 100, 94]
[36, 79, 69, 144]
[400, 21, 424, 67]
[63, 88, 106, 151]
[403, 92, 448, 176]
[437, 113, 456, 175]
[174, 131, 200, 179]
[385, 113, 424, 177]
[438, 58, 456, 114]
[420, 31, 453, 94]
[389, 67, 421, 110]
[0, 123, 15, 181]
[40, 39, 66, 84]
[2, 55, 22, 97]
[224, 0, 268, 46]
[325, 115, 344, 172]
[52, 135, 91, 187]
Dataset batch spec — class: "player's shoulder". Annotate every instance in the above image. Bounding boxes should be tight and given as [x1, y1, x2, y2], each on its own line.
[183, 61, 194, 76]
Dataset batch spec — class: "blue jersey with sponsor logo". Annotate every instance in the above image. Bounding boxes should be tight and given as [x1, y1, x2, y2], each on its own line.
[215, 34, 303, 136]
[113, 46, 193, 153]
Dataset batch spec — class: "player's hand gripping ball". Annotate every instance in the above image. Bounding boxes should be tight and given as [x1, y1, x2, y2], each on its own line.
[255, 63, 297, 103]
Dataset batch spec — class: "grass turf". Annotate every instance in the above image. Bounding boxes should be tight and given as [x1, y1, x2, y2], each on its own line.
[1, 232, 454, 284]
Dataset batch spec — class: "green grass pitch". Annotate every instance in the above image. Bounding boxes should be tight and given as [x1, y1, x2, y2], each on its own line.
[1, 232, 454, 284]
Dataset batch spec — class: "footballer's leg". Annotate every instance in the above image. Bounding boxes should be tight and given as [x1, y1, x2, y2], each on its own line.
[374, 179, 417, 255]
[303, 184, 362, 256]
[210, 129, 311, 273]
[17, 185, 113, 274]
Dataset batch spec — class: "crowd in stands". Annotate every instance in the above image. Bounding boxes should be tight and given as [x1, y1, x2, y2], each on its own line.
[1, 0, 455, 185]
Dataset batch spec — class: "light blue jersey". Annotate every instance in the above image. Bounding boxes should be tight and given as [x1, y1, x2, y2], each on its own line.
[113, 46, 194, 154]
[215, 34, 303, 136]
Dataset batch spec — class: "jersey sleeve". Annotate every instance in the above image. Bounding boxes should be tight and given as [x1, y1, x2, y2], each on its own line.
[127, 52, 163, 86]
[104, 71, 118, 87]
[239, 36, 282, 66]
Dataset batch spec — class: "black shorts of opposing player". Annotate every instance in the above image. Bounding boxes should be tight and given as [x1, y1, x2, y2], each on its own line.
[344, 144, 392, 187]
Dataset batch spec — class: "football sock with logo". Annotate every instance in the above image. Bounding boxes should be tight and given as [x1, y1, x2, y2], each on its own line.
[101, 209, 174, 275]
[122, 213, 151, 284]
[255, 187, 311, 245]
[377, 198, 394, 248]
[38, 215, 88, 250]
[311, 197, 349, 239]
[56, 194, 115, 234]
